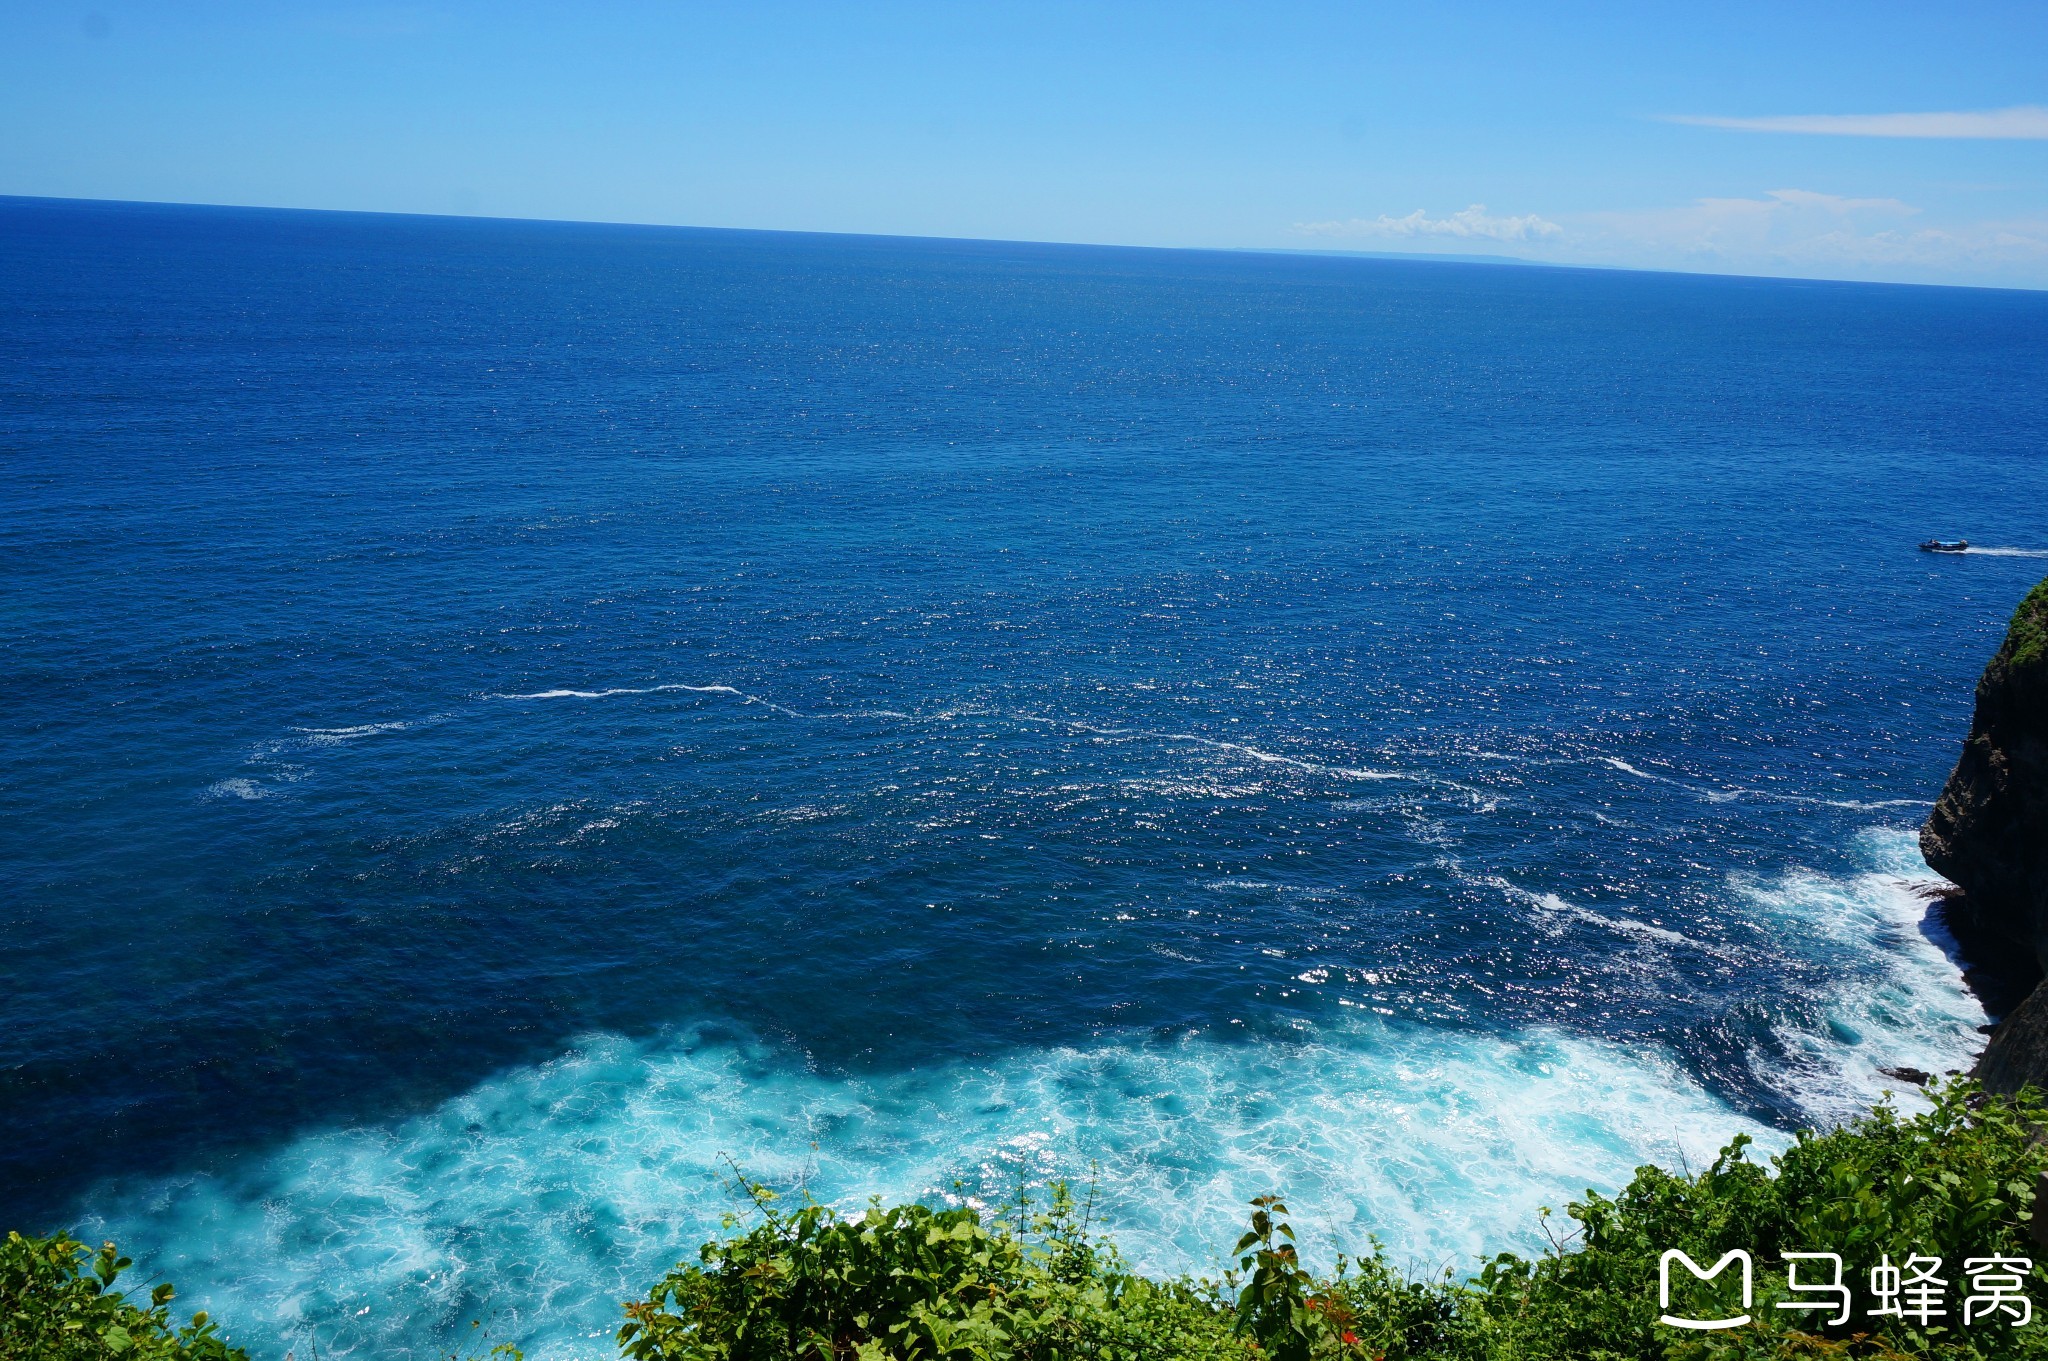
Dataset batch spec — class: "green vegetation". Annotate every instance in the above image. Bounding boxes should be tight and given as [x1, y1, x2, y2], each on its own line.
[2004, 577, 2048, 677]
[622, 1082, 2048, 1361]
[0, 1231, 247, 1361]
[15, 1082, 2048, 1359]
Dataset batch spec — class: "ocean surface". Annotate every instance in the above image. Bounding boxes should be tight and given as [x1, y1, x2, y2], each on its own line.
[5, 195, 2048, 1359]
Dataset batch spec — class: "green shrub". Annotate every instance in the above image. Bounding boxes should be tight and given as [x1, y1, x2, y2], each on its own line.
[16, 1078, 2048, 1360]
[2005, 576, 2048, 676]
[1352, 1079, 2048, 1360]
[618, 1179, 1254, 1361]
[623, 1081, 2048, 1361]
[0, 1230, 247, 1361]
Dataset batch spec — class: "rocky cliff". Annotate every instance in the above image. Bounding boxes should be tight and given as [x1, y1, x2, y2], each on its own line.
[1922, 576, 2048, 1094]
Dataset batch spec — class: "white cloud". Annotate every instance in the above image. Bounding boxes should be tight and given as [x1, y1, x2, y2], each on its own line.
[1758, 188, 1914, 213]
[1296, 204, 1562, 243]
[1287, 187, 2048, 286]
[1664, 106, 2048, 139]
[1574, 188, 2048, 281]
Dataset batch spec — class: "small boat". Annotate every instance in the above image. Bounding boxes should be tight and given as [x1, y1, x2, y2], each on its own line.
[1919, 539, 1969, 553]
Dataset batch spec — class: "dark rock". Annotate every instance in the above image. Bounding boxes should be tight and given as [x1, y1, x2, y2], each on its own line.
[1932, 882, 2045, 1017]
[1878, 1066, 1932, 1086]
[1921, 577, 2048, 1093]
[1976, 983, 2048, 1095]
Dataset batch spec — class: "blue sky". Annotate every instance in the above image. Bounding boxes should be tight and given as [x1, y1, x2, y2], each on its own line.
[4, 1, 2047, 286]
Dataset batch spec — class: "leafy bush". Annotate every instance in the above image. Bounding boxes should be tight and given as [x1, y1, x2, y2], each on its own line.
[623, 1081, 2048, 1361]
[618, 1179, 1252, 1361]
[1507, 1079, 2048, 1361]
[0, 1230, 247, 1361]
[2005, 576, 2048, 675]
[13, 1079, 2048, 1359]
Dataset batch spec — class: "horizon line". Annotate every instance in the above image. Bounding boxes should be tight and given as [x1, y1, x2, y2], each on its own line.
[4, 190, 2042, 297]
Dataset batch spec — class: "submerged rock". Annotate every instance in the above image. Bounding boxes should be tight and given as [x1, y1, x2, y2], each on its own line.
[1922, 576, 2048, 1093]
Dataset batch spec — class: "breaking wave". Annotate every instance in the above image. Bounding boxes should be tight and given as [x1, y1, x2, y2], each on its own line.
[84, 1020, 1780, 1361]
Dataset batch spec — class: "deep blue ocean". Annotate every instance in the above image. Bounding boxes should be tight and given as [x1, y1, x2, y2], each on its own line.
[5, 195, 2048, 1359]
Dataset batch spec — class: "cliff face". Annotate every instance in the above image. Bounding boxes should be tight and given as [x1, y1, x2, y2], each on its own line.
[1922, 577, 2048, 1093]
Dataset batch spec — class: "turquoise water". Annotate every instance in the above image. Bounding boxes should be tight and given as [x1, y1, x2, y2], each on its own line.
[5, 196, 2047, 1358]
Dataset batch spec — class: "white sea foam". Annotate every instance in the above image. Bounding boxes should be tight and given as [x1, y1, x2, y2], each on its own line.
[85, 1020, 1779, 1361]
[991, 713, 1410, 783]
[158, 693, 1985, 1359]
[488, 682, 820, 720]
[489, 684, 743, 701]
[1597, 757, 1930, 814]
[1732, 827, 1986, 1120]
[1458, 829, 1983, 1112]
[81, 830, 1986, 1361]
[1449, 865, 1723, 958]
[487, 686, 1411, 782]
[1600, 756, 1665, 782]
[212, 720, 428, 799]
[1526, 891, 1703, 950]
[291, 721, 412, 744]
[1597, 755, 1746, 803]
[203, 778, 272, 801]
[1963, 547, 2048, 557]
